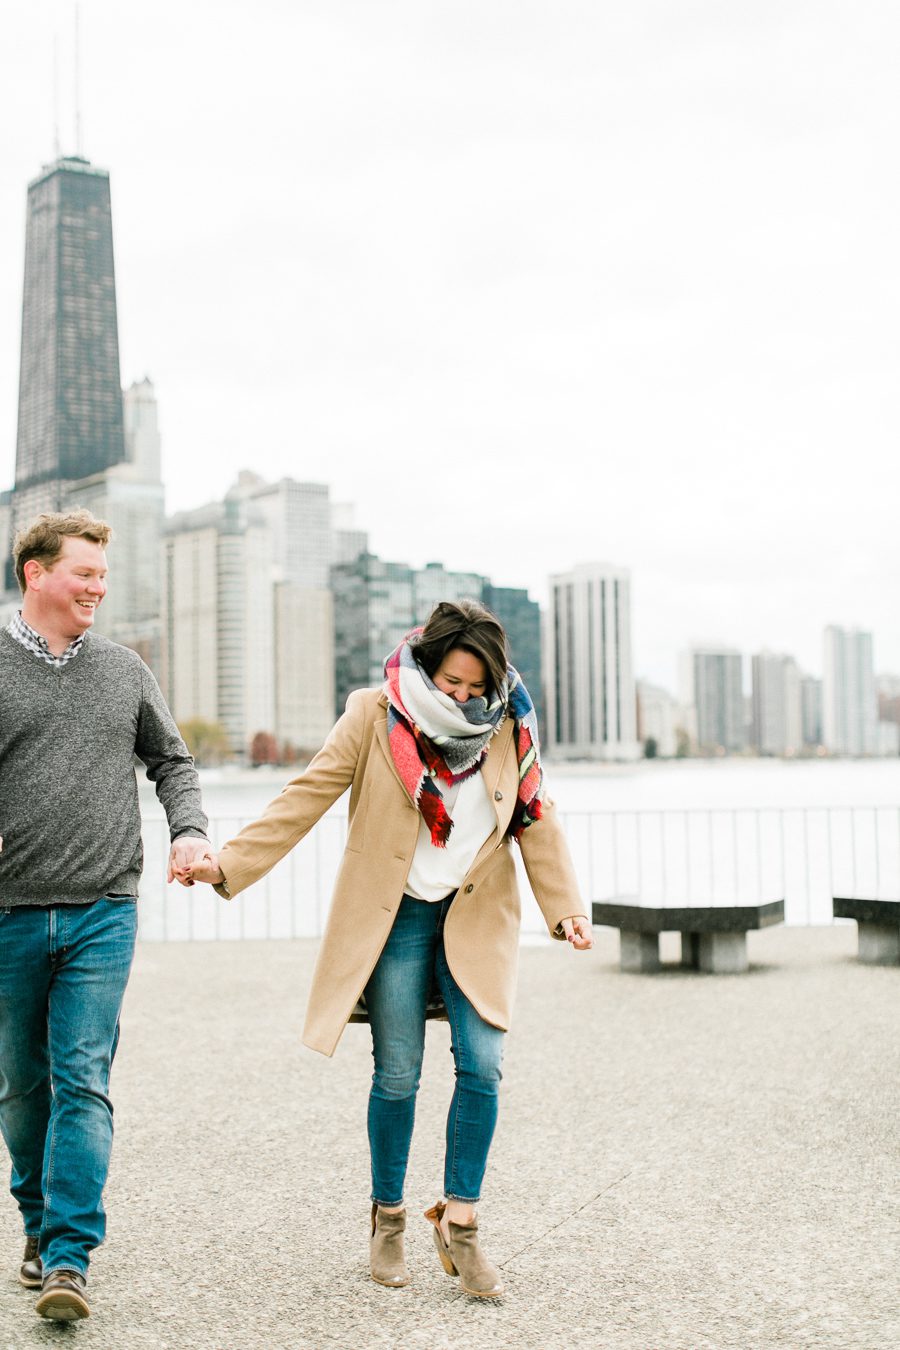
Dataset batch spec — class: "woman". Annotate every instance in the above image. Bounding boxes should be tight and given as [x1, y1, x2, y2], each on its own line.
[187, 600, 592, 1298]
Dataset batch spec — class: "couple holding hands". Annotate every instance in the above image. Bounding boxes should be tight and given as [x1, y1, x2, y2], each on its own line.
[0, 505, 589, 1325]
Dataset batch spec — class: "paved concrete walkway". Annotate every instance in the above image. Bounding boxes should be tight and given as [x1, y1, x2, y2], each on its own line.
[1, 925, 897, 1349]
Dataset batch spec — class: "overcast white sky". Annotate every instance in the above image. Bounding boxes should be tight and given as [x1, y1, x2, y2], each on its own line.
[1, 1, 898, 689]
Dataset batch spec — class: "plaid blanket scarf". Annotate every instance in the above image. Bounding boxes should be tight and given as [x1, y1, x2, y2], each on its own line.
[383, 632, 543, 846]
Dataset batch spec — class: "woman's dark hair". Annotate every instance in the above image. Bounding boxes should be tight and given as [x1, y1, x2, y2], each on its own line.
[412, 599, 509, 701]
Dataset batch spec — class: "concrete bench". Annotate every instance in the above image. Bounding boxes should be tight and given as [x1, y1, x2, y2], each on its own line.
[591, 899, 785, 974]
[832, 898, 900, 965]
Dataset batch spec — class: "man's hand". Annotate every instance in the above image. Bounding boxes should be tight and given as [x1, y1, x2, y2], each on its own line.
[168, 836, 214, 886]
[182, 848, 226, 887]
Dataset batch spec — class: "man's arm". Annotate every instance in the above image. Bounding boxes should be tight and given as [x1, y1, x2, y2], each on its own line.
[134, 662, 209, 875]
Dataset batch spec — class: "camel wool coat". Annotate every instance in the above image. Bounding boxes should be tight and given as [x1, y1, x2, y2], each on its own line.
[214, 687, 586, 1057]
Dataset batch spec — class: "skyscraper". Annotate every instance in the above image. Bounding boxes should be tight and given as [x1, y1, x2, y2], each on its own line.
[822, 626, 877, 755]
[482, 583, 544, 735]
[227, 473, 337, 749]
[545, 562, 639, 760]
[636, 680, 680, 757]
[67, 378, 165, 666]
[329, 556, 545, 726]
[800, 674, 823, 750]
[162, 497, 276, 757]
[751, 651, 802, 756]
[230, 473, 333, 588]
[687, 648, 745, 754]
[10, 155, 126, 549]
[161, 475, 338, 757]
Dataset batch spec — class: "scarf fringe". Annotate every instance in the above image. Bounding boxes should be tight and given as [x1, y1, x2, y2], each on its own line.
[418, 779, 453, 848]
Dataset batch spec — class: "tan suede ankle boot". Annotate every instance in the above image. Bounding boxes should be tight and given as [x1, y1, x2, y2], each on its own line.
[424, 1202, 504, 1298]
[370, 1204, 410, 1287]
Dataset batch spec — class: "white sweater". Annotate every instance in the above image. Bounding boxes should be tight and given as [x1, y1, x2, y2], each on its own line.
[404, 770, 496, 901]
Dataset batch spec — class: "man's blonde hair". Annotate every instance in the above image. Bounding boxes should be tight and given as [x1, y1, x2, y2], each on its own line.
[13, 510, 112, 593]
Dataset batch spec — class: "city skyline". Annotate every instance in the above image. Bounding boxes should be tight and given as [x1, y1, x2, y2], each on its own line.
[152, 453, 900, 694]
[2, 3, 899, 691]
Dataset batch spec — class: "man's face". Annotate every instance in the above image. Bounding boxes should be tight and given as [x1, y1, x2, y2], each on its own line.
[29, 536, 108, 636]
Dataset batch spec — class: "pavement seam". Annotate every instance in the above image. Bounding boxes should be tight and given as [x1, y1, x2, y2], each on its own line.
[499, 1168, 635, 1269]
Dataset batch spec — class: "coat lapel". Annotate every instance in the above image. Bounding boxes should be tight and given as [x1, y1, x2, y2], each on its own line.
[465, 717, 516, 875]
[481, 717, 515, 821]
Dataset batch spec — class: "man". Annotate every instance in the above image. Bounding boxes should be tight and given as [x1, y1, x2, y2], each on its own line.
[0, 510, 208, 1322]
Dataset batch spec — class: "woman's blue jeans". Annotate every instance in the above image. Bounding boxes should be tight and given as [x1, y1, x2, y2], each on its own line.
[364, 893, 505, 1207]
[0, 898, 138, 1277]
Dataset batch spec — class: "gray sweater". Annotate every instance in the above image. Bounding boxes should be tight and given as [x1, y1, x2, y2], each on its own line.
[0, 629, 207, 906]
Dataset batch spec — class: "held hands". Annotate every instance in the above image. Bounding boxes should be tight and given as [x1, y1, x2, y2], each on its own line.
[167, 837, 209, 886]
[559, 915, 594, 950]
[167, 838, 225, 887]
[185, 848, 225, 886]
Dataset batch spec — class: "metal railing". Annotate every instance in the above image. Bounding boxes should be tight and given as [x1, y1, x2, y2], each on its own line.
[136, 804, 900, 941]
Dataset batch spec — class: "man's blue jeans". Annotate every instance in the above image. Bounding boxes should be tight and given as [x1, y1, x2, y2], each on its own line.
[364, 894, 505, 1207]
[0, 898, 138, 1277]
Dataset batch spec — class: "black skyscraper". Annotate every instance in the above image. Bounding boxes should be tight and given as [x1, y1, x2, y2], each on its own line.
[10, 155, 125, 547]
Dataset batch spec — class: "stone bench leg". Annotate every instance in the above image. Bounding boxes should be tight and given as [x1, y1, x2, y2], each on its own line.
[857, 922, 900, 965]
[620, 930, 660, 973]
[681, 932, 700, 969]
[697, 931, 748, 974]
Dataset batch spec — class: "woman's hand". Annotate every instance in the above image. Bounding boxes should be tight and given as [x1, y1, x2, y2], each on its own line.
[184, 848, 226, 886]
[559, 915, 594, 950]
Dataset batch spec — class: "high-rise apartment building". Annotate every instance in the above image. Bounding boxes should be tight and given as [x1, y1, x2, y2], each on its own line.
[751, 652, 802, 756]
[331, 555, 396, 714]
[162, 498, 275, 756]
[66, 378, 165, 666]
[330, 503, 368, 567]
[330, 557, 544, 724]
[414, 561, 486, 616]
[162, 476, 336, 757]
[331, 556, 484, 715]
[123, 375, 162, 480]
[545, 562, 639, 760]
[636, 680, 680, 757]
[9, 156, 126, 558]
[822, 626, 877, 755]
[481, 583, 544, 734]
[230, 473, 332, 588]
[275, 584, 336, 752]
[800, 674, 823, 750]
[877, 673, 900, 739]
[684, 648, 745, 754]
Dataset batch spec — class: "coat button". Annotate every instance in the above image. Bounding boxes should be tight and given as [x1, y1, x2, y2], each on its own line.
[494, 790, 503, 801]
[465, 884, 474, 894]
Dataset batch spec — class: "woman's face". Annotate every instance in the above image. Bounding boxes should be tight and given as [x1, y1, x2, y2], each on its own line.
[433, 648, 488, 703]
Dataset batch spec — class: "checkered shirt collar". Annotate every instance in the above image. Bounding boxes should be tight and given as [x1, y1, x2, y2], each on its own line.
[6, 611, 86, 668]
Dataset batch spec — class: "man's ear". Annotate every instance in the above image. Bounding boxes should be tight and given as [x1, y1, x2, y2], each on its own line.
[22, 558, 44, 591]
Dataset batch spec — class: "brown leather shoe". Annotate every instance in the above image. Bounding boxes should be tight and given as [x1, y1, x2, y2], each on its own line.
[18, 1235, 42, 1289]
[424, 1201, 504, 1298]
[35, 1269, 90, 1321]
[370, 1203, 411, 1287]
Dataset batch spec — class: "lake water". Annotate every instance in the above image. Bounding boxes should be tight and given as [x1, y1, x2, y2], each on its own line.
[137, 757, 900, 940]
[142, 754, 900, 819]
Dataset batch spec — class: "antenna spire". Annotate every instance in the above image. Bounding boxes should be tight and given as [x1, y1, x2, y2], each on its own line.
[74, 3, 83, 156]
[53, 32, 61, 158]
